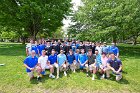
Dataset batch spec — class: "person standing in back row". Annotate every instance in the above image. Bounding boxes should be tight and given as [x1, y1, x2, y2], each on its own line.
[109, 43, 119, 58]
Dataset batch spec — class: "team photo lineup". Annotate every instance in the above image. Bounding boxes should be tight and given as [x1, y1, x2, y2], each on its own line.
[24, 38, 122, 82]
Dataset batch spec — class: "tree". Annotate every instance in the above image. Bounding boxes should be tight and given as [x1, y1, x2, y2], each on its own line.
[68, 0, 140, 44]
[0, 0, 71, 40]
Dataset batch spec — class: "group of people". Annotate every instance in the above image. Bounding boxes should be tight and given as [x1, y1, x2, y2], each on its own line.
[24, 39, 122, 81]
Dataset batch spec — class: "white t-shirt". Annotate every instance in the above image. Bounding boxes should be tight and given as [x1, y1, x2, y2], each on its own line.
[95, 46, 102, 54]
[26, 43, 34, 55]
[38, 56, 48, 69]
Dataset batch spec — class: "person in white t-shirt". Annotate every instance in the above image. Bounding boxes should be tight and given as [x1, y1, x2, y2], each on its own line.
[95, 42, 102, 54]
[26, 39, 34, 56]
[38, 50, 55, 78]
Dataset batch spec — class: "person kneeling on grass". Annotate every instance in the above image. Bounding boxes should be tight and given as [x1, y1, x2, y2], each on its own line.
[95, 49, 104, 79]
[78, 49, 88, 76]
[67, 49, 77, 73]
[100, 52, 108, 79]
[57, 50, 68, 78]
[38, 50, 55, 79]
[48, 49, 59, 79]
[106, 52, 122, 81]
[86, 49, 96, 80]
[24, 50, 41, 81]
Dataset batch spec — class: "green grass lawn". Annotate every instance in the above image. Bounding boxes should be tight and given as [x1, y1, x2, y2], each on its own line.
[0, 43, 140, 93]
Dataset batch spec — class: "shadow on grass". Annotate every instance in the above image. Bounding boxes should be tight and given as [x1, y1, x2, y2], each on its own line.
[108, 74, 129, 84]
[0, 44, 26, 56]
[118, 45, 140, 58]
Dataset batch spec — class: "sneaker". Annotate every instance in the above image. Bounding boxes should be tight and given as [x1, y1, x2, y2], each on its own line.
[100, 74, 105, 79]
[73, 69, 76, 73]
[37, 77, 41, 82]
[92, 76, 95, 80]
[86, 73, 89, 77]
[56, 76, 59, 79]
[49, 74, 55, 79]
[64, 72, 67, 76]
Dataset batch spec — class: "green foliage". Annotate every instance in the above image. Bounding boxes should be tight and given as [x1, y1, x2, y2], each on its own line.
[68, 0, 140, 43]
[0, 0, 71, 39]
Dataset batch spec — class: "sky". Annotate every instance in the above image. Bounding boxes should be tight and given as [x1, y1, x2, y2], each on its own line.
[62, 0, 83, 36]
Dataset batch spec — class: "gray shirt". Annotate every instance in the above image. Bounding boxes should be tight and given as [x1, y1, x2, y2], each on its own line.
[88, 54, 96, 65]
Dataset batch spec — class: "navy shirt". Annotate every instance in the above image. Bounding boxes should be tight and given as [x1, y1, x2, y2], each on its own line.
[48, 54, 57, 65]
[24, 56, 38, 72]
[67, 54, 75, 64]
[107, 58, 122, 72]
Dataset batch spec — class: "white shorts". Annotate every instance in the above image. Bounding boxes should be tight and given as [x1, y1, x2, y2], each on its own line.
[52, 63, 59, 68]
[89, 64, 96, 71]
[45, 65, 53, 69]
[27, 71, 34, 78]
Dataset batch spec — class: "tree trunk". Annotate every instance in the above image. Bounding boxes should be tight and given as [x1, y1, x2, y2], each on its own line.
[132, 36, 137, 45]
[21, 37, 26, 44]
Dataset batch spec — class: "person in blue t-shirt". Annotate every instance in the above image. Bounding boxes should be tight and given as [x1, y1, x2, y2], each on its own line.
[57, 50, 68, 78]
[109, 43, 119, 58]
[74, 49, 80, 68]
[67, 49, 76, 73]
[71, 43, 76, 53]
[31, 41, 39, 57]
[38, 41, 46, 56]
[107, 52, 122, 81]
[48, 49, 59, 79]
[78, 49, 88, 71]
[23, 50, 41, 81]
[101, 42, 109, 55]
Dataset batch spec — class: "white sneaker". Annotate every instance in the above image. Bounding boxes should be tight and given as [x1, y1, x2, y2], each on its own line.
[92, 76, 95, 80]
[64, 71, 67, 76]
[73, 69, 76, 73]
[49, 74, 55, 78]
[100, 74, 105, 79]
[56, 76, 59, 79]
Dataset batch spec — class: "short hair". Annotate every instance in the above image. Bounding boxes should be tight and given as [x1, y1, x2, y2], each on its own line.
[88, 49, 92, 52]
[31, 50, 36, 53]
[42, 50, 46, 53]
[81, 49, 85, 51]
[52, 49, 55, 51]
[76, 49, 80, 52]
[60, 50, 64, 52]
[95, 49, 98, 51]
[102, 52, 106, 55]
[69, 49, 73, 52]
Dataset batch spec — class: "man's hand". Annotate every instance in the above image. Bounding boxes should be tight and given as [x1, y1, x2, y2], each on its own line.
[112, 68, 116, 73]
[116, 70, 120, 74]
[30, 68, 34, 71]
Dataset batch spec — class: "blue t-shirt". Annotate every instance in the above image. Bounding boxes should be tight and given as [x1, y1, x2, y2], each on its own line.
[48, 54, 57, 65]
[76, 44, 80, 49]
[74, 53, 79, 62]
[109, 46, 119, 56]
[31, 45, 39, 54]
[102, 46, 109, 54]
[107, 58, 122, 72]
[78, 54, 88, 64]
[24, 56, 38, 72]
[57, 54, 67, 66]
[96, 54, 102, 67]
[38, 44, 46, 54]
[67, 54, 75, 64]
